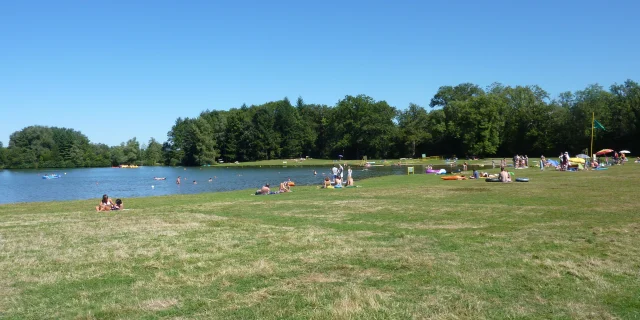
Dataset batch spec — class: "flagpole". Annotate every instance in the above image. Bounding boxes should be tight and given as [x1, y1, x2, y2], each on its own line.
[590, 112, 594, 159]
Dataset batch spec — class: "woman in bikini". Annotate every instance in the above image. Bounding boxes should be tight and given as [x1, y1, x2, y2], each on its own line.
[96, 194, 115, 212]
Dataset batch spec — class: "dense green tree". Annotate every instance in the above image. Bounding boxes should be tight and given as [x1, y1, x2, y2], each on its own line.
[251, 106, 278, 160]
[398, 103, 430, 157]
[0, 141, 6, 168]
[274, 98, 303, 158]
[448, 95, 506, 156]
[189, 117, 218, 165]
[297, 100, 332, 158]
[5, 79, 640, 168]
[144, 138, 163, 165]
[123, 138, 140, 165]
[330, 95, 397, 159]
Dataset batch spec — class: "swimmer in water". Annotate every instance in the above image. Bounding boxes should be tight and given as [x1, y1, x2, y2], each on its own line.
[176, 176, 181, 185]
[313, 170, 317, 175]
[193, 180, 197, 184]
[208, 178, 212, 182]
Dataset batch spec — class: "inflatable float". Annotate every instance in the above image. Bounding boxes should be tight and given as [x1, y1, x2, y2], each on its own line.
[287, 181, 295, 186]
[569, 157, 585, 164]
[42, 175, 61, 179]
[441, 176, 466, 180]
[425, 169, 438, 174]
[515, 178, 529, 182]
[485, 178, 500, 182]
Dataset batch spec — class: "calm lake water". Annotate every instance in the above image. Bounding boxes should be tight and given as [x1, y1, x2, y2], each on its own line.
[0, 165, 449, 204]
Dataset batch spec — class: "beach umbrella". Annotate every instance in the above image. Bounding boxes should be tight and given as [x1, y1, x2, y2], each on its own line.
[595, 149, 614, 155]
[575, 154, 590, 159]
[620, 150, 631, 154]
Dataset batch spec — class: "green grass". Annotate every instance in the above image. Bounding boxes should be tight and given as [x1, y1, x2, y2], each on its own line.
[1, 165, 639, 319]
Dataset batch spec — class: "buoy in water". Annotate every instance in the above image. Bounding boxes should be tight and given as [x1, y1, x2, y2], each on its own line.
[152, 185, 155, 189]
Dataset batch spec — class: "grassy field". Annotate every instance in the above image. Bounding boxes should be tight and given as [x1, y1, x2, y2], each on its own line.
[1, 165, 639, 319]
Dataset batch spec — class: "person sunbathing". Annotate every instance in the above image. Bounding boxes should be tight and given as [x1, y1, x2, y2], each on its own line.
[280, 182, 291, 192]
[499, 168, 511, 183]
[323, 177, 331, 188]
[96, 195, 123, 211]
[96, 194, 114, 211]
[112, 199, 124, 210]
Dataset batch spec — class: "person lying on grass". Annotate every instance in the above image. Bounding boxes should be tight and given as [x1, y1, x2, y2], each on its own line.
[260, 183, 270, 195]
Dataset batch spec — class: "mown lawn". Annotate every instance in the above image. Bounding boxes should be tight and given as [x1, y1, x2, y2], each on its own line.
[1, 165, 639, 319]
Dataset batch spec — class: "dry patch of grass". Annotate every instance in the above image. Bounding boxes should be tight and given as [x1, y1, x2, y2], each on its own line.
[330, 285, 391, 318]
[140, 298, 179, 311]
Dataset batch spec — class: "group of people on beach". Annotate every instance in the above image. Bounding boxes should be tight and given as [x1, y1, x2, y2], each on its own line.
[256, 178, 293, 195]
[513, 155, 529, 168]
[322, 164, 353, 188]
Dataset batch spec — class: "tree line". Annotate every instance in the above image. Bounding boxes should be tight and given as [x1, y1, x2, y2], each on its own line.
[1, 80, 639, 169]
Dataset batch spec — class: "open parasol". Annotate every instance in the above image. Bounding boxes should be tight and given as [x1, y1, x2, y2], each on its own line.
[575, 154, 590, 159]
[595, 149, 614, 155]
[619, 150, 631, 154]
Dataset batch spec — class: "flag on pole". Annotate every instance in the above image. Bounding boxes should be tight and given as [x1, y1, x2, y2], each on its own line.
[594, 119, 606, 130]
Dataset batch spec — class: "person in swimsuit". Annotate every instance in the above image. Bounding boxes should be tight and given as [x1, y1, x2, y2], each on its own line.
[499, 168, 511, 183]
[176, 176, 181, 185]
[334, 176, 343, 187]
[323, 176, 331, 188]
[260, 184, 270, 195]
[111, 199, 124, 211]
[96, 194, 114, 211]
[279, 182, 290, 193]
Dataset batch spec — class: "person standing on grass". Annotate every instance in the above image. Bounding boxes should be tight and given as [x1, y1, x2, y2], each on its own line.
[338, 164, 344, 181]
[540, 155, 545, 171]
[347, 166, 353, 186]
[331, 165, 338, 182]
[492, 160, 496, 169]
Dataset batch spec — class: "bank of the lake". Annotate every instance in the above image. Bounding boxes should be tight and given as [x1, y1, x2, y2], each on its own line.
[1, 165, 639, 319]
[0, 165, 412, 204]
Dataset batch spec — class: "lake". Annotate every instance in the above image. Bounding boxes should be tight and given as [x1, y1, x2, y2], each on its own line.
[0, 165, 441, 204]
[0, 163, 486, 204]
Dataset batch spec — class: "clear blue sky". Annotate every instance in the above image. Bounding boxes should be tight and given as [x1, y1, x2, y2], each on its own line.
[1, 0, 638, 146]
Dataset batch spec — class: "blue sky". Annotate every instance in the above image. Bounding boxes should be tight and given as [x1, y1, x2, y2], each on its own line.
[1, 0, 638, 146]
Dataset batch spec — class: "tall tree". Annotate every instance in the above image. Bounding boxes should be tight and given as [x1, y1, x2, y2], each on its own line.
[448, 95, 506, 156]
[398, 103, 430, 157]
[123, 138, 140, 165]
[0, 141, 6, 168]
[144, 138, 163, 165]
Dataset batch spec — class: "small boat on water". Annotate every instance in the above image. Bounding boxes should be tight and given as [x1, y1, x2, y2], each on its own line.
[42, 174, 61, 179]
